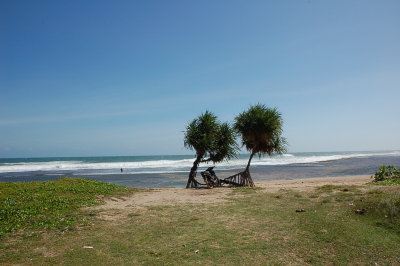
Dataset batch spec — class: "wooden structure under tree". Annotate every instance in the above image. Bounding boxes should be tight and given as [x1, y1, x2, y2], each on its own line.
[189, 167, 254, 189]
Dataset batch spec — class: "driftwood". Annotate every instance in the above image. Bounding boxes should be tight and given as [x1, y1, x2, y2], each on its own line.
[221, 170, 255, 187]
[190, 168, 255, 188]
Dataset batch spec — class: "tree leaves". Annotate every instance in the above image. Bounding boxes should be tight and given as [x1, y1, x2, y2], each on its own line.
[184, 111, 238, 163]
[234, 104, 287, 157]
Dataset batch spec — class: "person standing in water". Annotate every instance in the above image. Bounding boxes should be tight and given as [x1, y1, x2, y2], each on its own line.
[120, 168, 123, 173]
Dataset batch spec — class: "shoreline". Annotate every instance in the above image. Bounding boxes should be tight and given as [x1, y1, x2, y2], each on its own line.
[0, 173, 374, 189]
[2, 152, 398, 188]
[0, 153, 398, 189]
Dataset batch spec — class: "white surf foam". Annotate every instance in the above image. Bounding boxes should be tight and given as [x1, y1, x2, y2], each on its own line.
[0, 151, 399, 174]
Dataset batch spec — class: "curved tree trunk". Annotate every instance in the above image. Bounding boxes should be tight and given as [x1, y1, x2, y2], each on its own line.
[186, 155, 202, 188]
[243, 152, 255, 187]
[245, 152, 255, 172]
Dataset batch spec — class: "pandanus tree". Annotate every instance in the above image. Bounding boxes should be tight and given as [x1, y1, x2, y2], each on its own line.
[184, 111, 238, 188]
[234, 104, 287, 186]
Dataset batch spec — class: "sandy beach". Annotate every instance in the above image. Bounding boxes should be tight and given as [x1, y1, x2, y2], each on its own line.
[92, 175, 372, 216]
[255, 175, 371, 192]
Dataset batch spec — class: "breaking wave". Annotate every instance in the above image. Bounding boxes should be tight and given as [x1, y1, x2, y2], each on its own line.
[0, 151, 399, 174]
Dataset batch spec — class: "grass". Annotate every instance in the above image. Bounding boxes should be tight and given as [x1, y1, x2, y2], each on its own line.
[0, 178, 132, 237]
[365, 177, 400, 229]
[1, 179, 400, 265]
[356, 188, 400, 230]
[372, 178, 400, 186]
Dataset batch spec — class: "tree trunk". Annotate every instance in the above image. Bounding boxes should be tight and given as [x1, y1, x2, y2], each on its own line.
[186, 155, 202, 188]
[243, 152, 255, 187]
[245, 152, 255, 172]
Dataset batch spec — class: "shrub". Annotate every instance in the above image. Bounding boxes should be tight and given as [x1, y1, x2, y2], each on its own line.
[371, 165, 400, 182]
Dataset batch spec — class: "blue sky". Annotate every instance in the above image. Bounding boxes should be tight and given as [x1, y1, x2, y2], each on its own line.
[1, 0, 399, 157]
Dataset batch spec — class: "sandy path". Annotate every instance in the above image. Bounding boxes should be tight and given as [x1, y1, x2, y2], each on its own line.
[89, 187, 233, 221]
[91, 187, 232, 211]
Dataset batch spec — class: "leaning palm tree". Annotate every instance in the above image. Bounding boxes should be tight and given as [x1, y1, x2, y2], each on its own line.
[234, 104, 287, 186]
[184, 111, 238, 188]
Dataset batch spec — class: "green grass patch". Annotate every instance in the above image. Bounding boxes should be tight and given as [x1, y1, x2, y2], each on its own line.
[354, 189, 400, 231]
[232, 186, 262, 194]
[316, 184, 360, 193]
[0, 178, 132, 237]
[372, 178, 400, 186]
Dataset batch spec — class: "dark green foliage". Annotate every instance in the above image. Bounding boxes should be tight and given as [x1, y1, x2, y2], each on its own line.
[234, 104, 287, 170]
[371, 165, 400, 182]
[184, 111, 238, 187]
[184, 111, 219, 157]
[0, 178, 129, 237]
[184, 111, 238, 162]
[234, 104, 287, 156]
[208, 122, 238, 163]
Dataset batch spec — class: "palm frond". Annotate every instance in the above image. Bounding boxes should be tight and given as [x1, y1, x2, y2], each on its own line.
[234, 103, 287, 157]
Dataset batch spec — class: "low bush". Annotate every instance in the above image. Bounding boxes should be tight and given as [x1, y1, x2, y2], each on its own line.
[371, 165, 400, 182]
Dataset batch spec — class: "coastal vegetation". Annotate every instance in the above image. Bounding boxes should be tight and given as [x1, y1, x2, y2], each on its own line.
[1, 179, 400, 264]
[371, 165, 400, 184]
[183, 104, 287, 188]
[183, 111, 238, 188]
[0, 178, 131, 238]
[234, 104, 287, 185]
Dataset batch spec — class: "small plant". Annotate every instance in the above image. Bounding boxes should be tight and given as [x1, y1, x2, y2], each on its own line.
[371, 165, 400, 182]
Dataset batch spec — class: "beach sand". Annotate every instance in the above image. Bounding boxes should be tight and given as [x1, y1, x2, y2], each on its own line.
[90, 175, 371, 220]
[255, 175, 371, 192]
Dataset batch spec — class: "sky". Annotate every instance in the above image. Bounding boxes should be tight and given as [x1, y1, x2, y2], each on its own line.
[1, 0, 399, 158]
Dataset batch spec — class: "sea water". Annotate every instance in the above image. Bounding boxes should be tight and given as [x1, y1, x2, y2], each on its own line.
[0, 151, 399, 188]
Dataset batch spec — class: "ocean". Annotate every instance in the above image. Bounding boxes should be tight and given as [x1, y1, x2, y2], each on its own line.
[0, 151, 399, 188]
